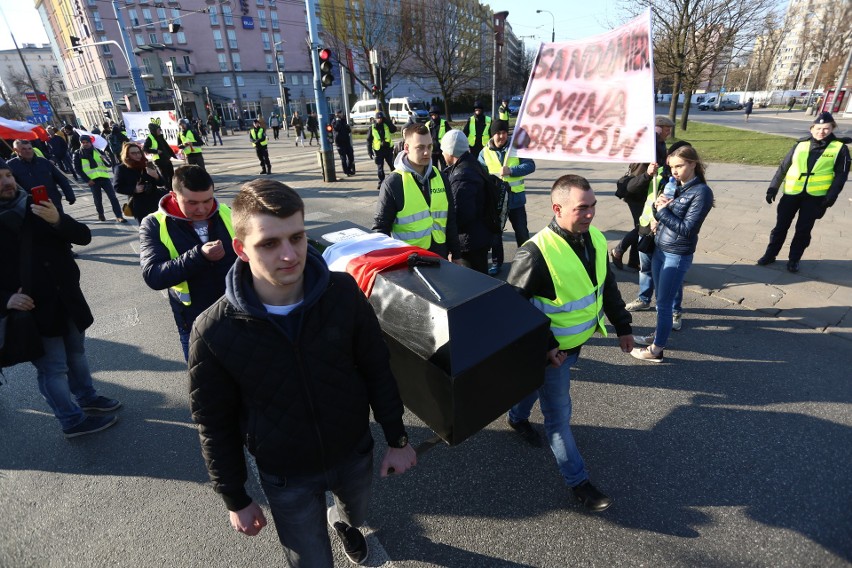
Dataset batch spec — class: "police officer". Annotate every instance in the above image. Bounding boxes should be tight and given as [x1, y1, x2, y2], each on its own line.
[462, 100, 492, 157]
[758, 112, 850, 273]
[427, 105, 451, 170]
[249, 118, 272, 175]
[498, 98, 510, 121]
[366, 111, 397, 189]
[178, 119, 206, 170]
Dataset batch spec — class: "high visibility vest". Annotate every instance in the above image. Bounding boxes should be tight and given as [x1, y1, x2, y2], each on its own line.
[498, 106, 510, 121]
[783, 140, 842, 197]
[179, 130, 202, 154]
[529, 226, 608, 350]
[153, 205, 234, 306]
[391, 167, 448, 248]
[482, 147, 525, 193]
[467, 115, 491, 146]
[639, 167, 665, 227]
[147, 134, 159, 152]
[250, 127, 268, 147]
[80, 150, 111, 180]
[371, 124, 391, 151]
[33, 147, 45, 158]
[427, 119, 447, 141]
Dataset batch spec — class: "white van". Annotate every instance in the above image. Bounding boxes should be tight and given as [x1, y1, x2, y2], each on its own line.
[387, 97, 429, 124]
[349, 99, 380, 125]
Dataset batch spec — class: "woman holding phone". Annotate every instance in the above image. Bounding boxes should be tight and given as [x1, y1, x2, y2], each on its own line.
[113, 142, 166, 223]
[631, 144, 714, 363]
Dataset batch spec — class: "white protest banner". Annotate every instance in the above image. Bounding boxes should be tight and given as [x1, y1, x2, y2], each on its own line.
[122, 110, 182, 156]
[73, 129, 108, 152]
[510, 9, 656, 164]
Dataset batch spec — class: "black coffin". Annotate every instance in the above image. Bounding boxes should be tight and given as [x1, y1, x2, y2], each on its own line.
[310, 223, 551, 446]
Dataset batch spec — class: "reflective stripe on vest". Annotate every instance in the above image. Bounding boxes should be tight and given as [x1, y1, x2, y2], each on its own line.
[482, 148, 525, 193]
[250, 127, 268, 147]
[153, 205, 234, 306]
[467, 116, 491, 146]
[783, 140, 841, 197]
[371, 125, 390, 151]
[391, 167, 448, 248]
[639, 167, 665, 227]
[147, 134, 158, 151]
[81, 150, 111, 180]
[427, 119, 447, 141]
[179, 130, 202, 154]
[529, 226, 608, 350]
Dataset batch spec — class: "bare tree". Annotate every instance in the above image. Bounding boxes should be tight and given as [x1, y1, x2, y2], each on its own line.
[404, 0, 486, 118]
[800, 0, 852, 92]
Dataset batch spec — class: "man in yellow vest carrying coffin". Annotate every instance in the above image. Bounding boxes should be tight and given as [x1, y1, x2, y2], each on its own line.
[373, 124, 460, 259]
[139, 165, 237, 360]
[506, 174, 635, 513]
[758, 111, 850, 273]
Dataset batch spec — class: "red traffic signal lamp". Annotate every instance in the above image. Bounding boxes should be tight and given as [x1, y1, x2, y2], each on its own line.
[318, 48, 334, 89]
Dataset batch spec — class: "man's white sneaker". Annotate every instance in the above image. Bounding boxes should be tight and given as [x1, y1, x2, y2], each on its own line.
[633, 334, 655, 346]
[625, 299, 652, 312]
[631, 346, 664, 362]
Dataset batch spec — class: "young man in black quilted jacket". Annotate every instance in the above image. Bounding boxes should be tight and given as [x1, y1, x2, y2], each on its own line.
[188, 179, 416, 567]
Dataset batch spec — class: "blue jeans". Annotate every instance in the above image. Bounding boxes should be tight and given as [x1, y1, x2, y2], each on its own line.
[259, 432, 374, 567]
[31, 319, 99, 430]
[638, 251, 683, 312]
[89, 178, 123, 218]
[178, 326, 191, 361]
[651, 249, 693, 348]
[509, 352, 588, 487]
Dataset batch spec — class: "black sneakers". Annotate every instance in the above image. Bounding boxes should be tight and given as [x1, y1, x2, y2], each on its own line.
[63, 415, 118, 438]
[327, 507, 368, 565]
[507, 417, 542, 448]
[571, 480, 613, 512]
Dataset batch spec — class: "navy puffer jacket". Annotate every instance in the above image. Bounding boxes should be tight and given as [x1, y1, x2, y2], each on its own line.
[654, 177, 713, 256]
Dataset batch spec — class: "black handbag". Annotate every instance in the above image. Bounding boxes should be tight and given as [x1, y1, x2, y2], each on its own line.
[615, 173, 631, 200]
[0, 219, 44, 372]
[637, 234, 656, 255]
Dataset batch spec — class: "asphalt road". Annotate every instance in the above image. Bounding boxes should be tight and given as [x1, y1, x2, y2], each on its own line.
[0, 135, 850, 568]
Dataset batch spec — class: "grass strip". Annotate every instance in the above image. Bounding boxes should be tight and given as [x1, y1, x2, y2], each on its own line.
[670, 121, 794, 167]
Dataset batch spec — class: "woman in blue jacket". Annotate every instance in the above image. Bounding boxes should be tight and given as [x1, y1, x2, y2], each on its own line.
[632, 145, 714, 362]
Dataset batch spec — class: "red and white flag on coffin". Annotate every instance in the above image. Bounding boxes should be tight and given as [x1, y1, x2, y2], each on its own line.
[509, 9, 656, 164]
[321, 231, 440, 296]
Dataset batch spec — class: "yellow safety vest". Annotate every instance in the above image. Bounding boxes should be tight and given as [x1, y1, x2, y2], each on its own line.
[529, 226, 608, 350]
[783, 140, 842, 197]
[250, 127, 268, 147]
[482, 147, 525, 193]
[153, 204, 234, 306]
[147, 134, 159, 151]
[467, 115, 491, 146]
[639, 167, 665, 227]
[179, 130, 202, 154]
[34, 147, 45, 158]
[498, 106, 510, 121]
[427, 119, 447, 141]
[371, 124, 391, 152]
[80, 150, 111, 180]
[391, 167, 448, 249]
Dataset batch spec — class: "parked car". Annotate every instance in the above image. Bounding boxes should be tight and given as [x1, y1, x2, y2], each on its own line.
[387, 97, 429, 124]
[507, 95, 523, 116]
[697, 97, 718, 110]
[349, 99, 381, 125]
[698, 98, 742, 111]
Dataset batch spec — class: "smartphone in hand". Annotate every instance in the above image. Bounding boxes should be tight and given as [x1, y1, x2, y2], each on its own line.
[31, 185, 49, 205]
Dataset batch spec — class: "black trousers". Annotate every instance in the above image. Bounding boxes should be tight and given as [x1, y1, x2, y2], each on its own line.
[155, 158, 174, 190]
[490, 206, 530, 265]
[186, 152, 206, 170]
[616, 198, 646, 267]
[256, 146, 271, 172]
[374, 148, 394, 186]
[456, 247, 489, 274]
[337, 145, 355, 175]
[765, 192, 826, 261]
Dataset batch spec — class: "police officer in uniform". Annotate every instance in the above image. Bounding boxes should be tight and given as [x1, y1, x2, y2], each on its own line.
[249, 118, 272, 175]
[427, 105, 451, 169]
[498, 98, 510, 121]
[366, 111, 397, 189]
[758, 112, 850, 273]
[462, 100, 492, 157]
[372, 124, 460, 259]
[178, 119, 206, 170]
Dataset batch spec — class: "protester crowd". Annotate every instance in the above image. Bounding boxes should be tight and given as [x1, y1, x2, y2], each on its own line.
[1, 102, 848, 568]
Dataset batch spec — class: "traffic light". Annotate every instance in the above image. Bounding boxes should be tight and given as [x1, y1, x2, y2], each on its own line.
[283, 87, 291, 105]
[371, 84, 378, 96]
[318, 48, 334, 89]
[104, 110, 112, 119]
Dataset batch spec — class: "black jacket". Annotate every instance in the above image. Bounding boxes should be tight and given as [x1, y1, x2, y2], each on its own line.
[373, 155, 460, 258]
[6, 156, 76, 207]
[0, 191, 93, 337]
[139, 195, 237, 331]
[143, 133, 177, 161]
[113, 163, 166, 221]
[366, 121, 397, 154]
[623, 136, 670, 206]
[768, 134, 850, 207]
[507, 219, 632, 355]
[73, 148, 111, 182]
[654, 177, 714, 256]
[444, 152, 492, 252]
[189, 249, 406, 511]
[332, 119, 353, 148]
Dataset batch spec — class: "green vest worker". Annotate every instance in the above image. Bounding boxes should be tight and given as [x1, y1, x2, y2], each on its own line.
[498, 99, 510, 121]
[427, 105, 451, 169]
[178, 119, 206, 170]
[249, 119, 272, 175]
[759, 111, 850, 273]
[366, 111, 398, 190]
[372, 123, 460, 259]
[462, 100, 492, 157]
[505, 173, 634, 512]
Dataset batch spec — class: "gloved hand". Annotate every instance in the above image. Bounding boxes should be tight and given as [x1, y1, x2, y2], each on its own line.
[765, 190, 777, 204]
[368, 152, 375, 160]
[823, 196, 836, 208]
[67, 197, 76, 206]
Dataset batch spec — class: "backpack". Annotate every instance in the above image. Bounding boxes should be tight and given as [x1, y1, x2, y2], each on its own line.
[477, 163, 510, 234]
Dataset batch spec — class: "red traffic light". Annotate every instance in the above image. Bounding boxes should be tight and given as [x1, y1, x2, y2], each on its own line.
[319, 48, 331, 61]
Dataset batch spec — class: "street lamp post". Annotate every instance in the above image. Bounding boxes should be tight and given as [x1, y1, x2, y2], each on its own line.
[111, 0, 150, 111]
[536, 9, 555, 43]
[273, 41, 290, 137]
[165, 60, 182, 118]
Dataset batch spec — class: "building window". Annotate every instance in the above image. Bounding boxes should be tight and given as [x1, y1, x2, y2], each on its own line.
[256, 0, 263, 5]
[171, 8, 181, 25]
[265, 54, 273, 71]
[183, 55, 191, 67]
[107, 59, 117, 76]
[227, 29, 238, 49]
[135, 34, 145, 45]
[157, 7, 167, 27]
[290, 74, 298, 84]
[302, 75, 309, 85]
[223, 5, 233, 26]
[129, 9, 139, 26]
[218, 53, 228, 71]
[177, 32, 186, 44]
[262, 32, 270, 50]
[113, 82, 122, 93]
[101, 35, 111, 54]
[258, 10, 267, 27]
[273, 33, 281, 44]
[149, 33, 157, 44]
[213, 30, 223, 49]
[93, 11, 104, 31]
[163, 32, 173, 44]
[224, 76, 231, 87]
[143, 9, 153, 25]
[270, 11, 278, 30]
[231, 52, 242, 71]
[236, 76, 244, 87]
[208, 5, 218, 25]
